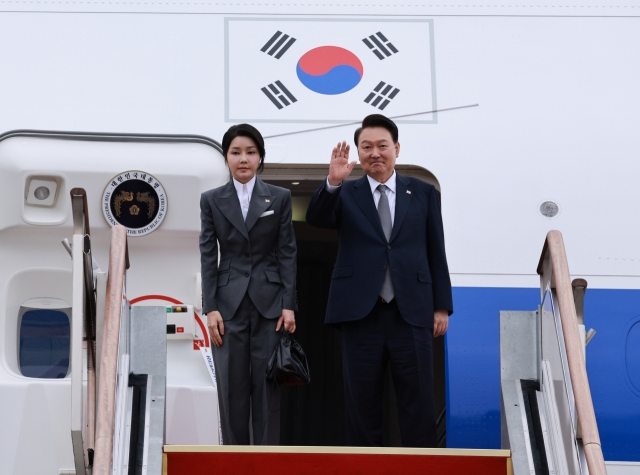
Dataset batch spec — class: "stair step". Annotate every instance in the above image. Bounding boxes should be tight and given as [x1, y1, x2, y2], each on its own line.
[163, 446, 512, 475]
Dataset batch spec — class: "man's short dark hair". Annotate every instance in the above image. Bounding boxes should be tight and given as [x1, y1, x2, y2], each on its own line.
[221, 123, 266, 173]
[354, 114, 399, 146]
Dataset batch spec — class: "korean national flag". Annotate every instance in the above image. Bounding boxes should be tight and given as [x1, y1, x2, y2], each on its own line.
[225, 18, 437, 124]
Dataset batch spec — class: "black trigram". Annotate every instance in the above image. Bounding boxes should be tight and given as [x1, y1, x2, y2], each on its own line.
[260, 31, 297, 59]
[362, 32, 398, 60]
[364, 82, 400, 110]
[261, 81, 298, 109]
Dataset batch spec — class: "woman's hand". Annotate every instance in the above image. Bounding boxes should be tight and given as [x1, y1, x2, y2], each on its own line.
[276, 309, 296, 333]
[207, 311, 225, 347]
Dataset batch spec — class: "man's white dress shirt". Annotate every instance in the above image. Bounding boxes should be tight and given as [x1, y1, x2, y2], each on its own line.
[326, 171, 396, 226]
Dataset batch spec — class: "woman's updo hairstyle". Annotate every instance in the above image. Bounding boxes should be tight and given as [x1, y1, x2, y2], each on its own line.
[221, 123, 266, 174]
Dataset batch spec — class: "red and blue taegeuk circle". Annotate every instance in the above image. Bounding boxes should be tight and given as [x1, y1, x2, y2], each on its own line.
[296, 46, 364, 95]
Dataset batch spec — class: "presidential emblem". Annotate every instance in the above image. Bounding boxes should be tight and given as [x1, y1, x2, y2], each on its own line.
[102, 171, 167, 236]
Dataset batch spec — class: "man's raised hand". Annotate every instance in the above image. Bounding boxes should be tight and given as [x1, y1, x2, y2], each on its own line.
[328, 141, 356, 186]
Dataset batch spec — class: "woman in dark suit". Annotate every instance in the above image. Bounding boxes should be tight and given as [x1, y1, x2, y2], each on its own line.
[199, 124, 297, 445]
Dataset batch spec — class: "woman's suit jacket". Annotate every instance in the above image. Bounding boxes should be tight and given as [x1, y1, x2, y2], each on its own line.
[200, 177, 297, 320]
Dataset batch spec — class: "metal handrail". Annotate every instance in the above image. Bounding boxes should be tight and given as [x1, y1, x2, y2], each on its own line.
[537, 230, 607, 475]
[70, 187, 91, 236]
[70, 187, 98, 469]
[93, 225, 129, 475]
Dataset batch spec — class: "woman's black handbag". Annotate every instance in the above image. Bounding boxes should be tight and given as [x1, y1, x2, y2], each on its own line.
[266, 333, 311, 386]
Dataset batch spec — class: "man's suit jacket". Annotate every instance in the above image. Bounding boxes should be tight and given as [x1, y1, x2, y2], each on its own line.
[200, 177, 297, 320]
[306, 173, 452, 328]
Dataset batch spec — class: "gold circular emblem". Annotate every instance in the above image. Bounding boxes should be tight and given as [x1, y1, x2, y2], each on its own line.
[102, 171, 167, 236]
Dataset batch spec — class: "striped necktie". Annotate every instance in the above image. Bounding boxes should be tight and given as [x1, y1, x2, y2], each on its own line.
[377, 184, 394, 302]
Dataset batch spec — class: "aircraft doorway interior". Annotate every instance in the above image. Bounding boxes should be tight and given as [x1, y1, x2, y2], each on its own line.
[262, 164, 446, 447]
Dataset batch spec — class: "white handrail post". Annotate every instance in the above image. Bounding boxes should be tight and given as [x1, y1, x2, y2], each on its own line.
[71, 232, 87, 474]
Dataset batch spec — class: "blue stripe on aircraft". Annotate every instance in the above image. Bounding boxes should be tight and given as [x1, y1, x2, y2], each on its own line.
[585, 289, 640, 461]
[446, 287, 640, 462]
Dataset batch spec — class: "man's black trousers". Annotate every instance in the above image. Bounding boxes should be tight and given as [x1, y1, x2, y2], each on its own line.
[341, 298, 437, 447]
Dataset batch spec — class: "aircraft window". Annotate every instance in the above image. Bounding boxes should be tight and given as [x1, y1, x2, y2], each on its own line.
[19, 309, 70, 378]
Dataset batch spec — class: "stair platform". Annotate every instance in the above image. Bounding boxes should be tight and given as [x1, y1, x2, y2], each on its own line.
[163, 445, 512, 475]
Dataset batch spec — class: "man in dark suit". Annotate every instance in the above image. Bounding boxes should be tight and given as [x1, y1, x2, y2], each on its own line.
[306, 114, 453, 447]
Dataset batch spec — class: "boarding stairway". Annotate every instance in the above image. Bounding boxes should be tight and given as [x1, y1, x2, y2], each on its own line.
[67, 189, 167, 475]
[67, 185, 605, 474]
[501, 231, 606, 475]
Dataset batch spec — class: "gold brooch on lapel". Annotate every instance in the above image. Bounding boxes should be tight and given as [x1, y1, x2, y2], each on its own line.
[406, 190, 412, 194]
[265, 199, 271, 203]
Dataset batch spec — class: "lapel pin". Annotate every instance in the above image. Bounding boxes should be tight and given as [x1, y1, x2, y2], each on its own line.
[265, 199, 270, 203]
[406, 190, 412, 194]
